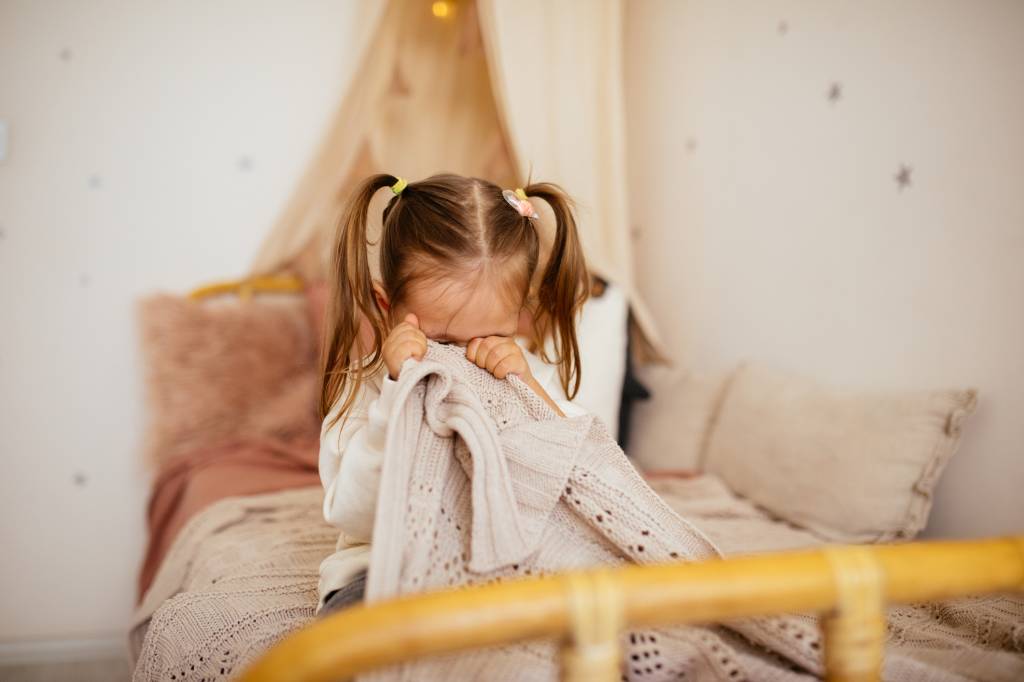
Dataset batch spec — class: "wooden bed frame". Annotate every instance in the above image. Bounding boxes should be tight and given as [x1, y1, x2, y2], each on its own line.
[188, 274, 306, 301]
[237, 536, 1024, 682]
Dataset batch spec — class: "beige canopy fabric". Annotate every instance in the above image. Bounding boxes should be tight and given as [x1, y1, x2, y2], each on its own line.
[477, 0, 662, 354]
[249, 0, 518, 276]
[478, 0, 630, 288]
[249, 0, 662, 353]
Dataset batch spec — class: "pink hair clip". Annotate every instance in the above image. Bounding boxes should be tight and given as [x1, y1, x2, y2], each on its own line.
[502, 188, 539, 220]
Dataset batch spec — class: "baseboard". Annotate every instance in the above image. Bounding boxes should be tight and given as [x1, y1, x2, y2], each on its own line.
[0, 634, 129, 666]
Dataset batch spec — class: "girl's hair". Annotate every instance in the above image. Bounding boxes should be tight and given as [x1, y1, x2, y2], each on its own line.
[319, 173, 589, 425]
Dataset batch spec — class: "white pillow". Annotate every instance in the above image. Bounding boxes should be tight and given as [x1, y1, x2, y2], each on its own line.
[572, 282, 629, 438]
[527, 282, 628, 437]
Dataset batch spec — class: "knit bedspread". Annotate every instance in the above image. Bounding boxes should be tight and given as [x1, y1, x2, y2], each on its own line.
[131, 343, 1024, 681]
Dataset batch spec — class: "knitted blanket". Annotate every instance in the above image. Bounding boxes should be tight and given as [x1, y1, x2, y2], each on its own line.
[359, 343, 819, 681]
[129, 486, 1024, 682]
[131, 342, 1024, 681]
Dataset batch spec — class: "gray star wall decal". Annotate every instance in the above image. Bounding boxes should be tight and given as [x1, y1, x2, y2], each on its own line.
[827, 82, 842, 104]
[895, 164, 913, 191]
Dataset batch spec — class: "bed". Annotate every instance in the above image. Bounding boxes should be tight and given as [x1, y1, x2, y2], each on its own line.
[128, 277, 1024, 681]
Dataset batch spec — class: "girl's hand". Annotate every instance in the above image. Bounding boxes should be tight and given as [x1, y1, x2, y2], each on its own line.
[383, 313, 427, 379]
[465, 336, 533, 383]
[466, 335, 564, 417]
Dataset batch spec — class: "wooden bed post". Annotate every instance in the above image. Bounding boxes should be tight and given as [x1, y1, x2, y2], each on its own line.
[822, 547, 886, 682]
[561, 570, 624, 682]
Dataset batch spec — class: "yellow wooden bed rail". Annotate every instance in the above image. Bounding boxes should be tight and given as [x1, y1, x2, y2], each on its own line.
[239, 536, 1024, 682]
[188, 274, 305, 301]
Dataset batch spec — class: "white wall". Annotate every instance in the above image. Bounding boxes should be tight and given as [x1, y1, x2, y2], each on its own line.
[0, 0, 363, 647]
[625, 1, 1024, 538]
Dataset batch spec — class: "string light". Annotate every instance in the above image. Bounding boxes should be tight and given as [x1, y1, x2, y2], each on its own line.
[431, 1, 452, 19]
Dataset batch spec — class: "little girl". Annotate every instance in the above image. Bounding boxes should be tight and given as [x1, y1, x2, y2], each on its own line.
[316, 173, 590, 615]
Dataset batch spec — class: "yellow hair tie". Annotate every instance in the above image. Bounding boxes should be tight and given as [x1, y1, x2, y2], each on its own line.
[391, 176, 408, 195]
[514, 188, 528, 200]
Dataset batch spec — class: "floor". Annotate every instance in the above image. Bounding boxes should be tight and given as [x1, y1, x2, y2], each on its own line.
[0, 657, 132, 682]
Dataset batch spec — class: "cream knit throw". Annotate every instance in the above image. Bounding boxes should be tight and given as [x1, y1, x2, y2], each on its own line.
[359, 342, 824, 681]
[130, 486, 1024, 681]
[130, 342, 1024, 681]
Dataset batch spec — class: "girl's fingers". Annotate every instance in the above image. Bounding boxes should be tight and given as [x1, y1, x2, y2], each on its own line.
[485, 344, 514, 374]
[394, 343, 418, 365]
[465, 337, 481, 363]
[407, 337, 426, 358]
[467, 336, 523, 378]
[383, 323, 426, 379]
[469, 337, 489, 368]
[389, 335, 425, 360]
[475, 336, 503, 370]
[390, 326, 425, 348]
[492, 355, 518, 379]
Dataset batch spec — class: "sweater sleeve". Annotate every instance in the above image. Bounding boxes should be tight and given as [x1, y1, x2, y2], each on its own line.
[319, 375, 400, 543]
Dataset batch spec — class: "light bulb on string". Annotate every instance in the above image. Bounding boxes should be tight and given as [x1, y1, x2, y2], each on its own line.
[431, 1, 453, 19]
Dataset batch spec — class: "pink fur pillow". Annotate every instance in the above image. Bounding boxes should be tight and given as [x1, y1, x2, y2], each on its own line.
[137, 294, 320, 466]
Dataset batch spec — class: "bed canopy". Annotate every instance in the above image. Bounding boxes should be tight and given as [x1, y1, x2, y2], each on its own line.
[249, 0, 661, 353]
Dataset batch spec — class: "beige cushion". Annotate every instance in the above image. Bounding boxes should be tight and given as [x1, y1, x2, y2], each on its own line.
[702, 363, 978, 543]
[627, 367, 732, 472]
